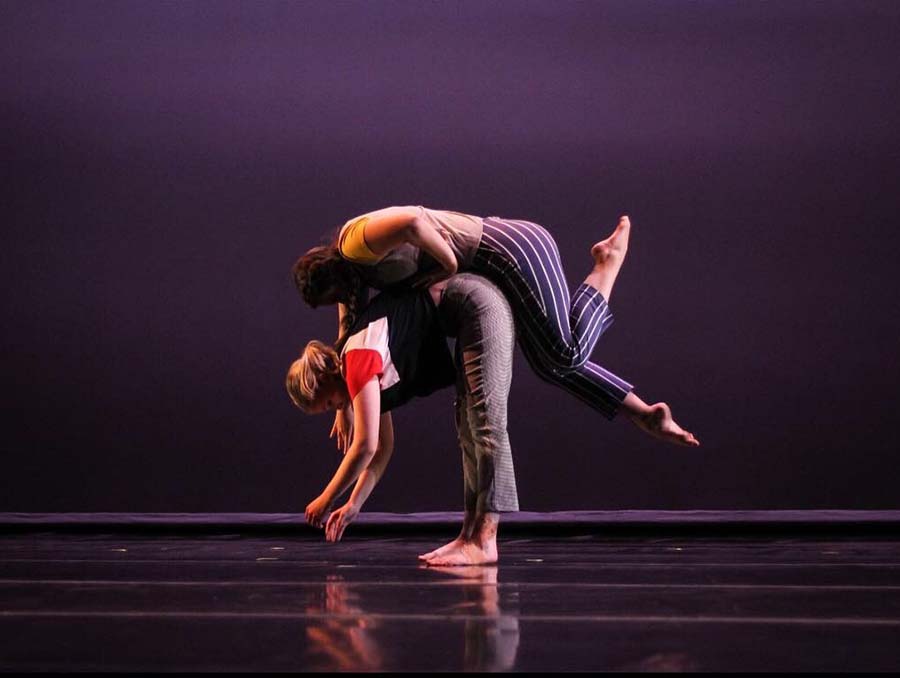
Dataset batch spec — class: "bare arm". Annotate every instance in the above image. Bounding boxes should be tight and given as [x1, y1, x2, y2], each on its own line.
[337, 302, 348, 343]
[319, 377, 381, 505]
[331, 302, 353, 454]
[406, 216, 458, 275]
[346, 412, 394, 510]
[360, 206, 457, 275]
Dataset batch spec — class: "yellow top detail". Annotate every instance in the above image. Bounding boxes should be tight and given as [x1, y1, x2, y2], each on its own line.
[338, 216, 381, 263]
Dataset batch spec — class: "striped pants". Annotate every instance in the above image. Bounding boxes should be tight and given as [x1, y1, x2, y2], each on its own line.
[472, 216, 634, 420]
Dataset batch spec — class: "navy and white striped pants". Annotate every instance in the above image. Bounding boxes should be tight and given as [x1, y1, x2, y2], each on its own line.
[471, 216, 635, 420]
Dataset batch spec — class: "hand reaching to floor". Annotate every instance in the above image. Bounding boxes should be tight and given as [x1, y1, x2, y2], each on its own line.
[325, 503, 359, 542]
[305, 494, 333, 529]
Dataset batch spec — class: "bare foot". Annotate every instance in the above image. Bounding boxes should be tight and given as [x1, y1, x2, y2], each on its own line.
[418, 536, 467, 562]
[422, 538, 498, 566]
[591, 215, 630, 266]
[628, 401, 700, 447]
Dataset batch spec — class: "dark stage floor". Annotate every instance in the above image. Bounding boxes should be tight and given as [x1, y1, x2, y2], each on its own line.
[2, 530, 900, 672]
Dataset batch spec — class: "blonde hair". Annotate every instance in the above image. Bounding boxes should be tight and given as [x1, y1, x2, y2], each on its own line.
[285, 340, 343, 412]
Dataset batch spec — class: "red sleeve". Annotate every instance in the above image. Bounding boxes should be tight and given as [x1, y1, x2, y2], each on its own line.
[343, 349, 384, 401]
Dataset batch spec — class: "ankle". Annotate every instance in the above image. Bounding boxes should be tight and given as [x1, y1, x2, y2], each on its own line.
[470, 512, 500, 544]
[622, 392, 652, 419]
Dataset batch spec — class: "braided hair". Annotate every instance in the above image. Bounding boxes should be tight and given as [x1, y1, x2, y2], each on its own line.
[291, 227, 368, 341]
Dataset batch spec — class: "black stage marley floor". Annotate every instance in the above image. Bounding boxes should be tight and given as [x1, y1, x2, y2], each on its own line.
[1, 511, 899, 672]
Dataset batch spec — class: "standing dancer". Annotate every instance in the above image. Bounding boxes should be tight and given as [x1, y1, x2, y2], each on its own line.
[292, 206, 699, 449]
[286, 273, 520, 562]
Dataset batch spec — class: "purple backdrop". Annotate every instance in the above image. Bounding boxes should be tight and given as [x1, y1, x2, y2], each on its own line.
[2, 0, 898, 512]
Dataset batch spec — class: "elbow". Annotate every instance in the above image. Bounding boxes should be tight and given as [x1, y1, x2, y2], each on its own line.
[404, 206, 427, 240]
[404, 215, 423, 243]
[355, 438, 379, 462]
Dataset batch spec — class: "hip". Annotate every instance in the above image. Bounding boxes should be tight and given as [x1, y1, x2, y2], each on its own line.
[476, 216, 559, 262]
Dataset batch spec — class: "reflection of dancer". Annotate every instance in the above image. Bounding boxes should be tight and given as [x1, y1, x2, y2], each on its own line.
[426, 566, 521, 671]
[305, 567, 521, 671]
[292, 205, 699, 450]
[306, 577, 385, 671]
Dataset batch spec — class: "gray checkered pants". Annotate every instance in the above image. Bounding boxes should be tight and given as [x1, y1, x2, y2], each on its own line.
[437, 273, 520, 513]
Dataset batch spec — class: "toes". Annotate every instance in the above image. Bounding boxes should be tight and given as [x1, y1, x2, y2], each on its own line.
[420, 545, 453, 559]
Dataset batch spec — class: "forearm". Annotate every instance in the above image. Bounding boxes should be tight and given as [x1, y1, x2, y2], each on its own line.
[320, 440, 375, 505]
[347, 443, 393, 509]
[408, 219, 457, 272]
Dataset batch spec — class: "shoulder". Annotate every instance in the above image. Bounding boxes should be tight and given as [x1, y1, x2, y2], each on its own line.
[338, 214, 381, 264]
[338, 214, 370, 244]
[340, 214, 369, 237]
[341, 314, 390, 354]
[343, 348, 384, 401]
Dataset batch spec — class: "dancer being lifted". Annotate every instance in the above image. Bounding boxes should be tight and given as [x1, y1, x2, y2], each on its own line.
[292, 205, 699, 450]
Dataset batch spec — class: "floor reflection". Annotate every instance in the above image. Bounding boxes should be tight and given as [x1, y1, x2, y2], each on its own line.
[4, 534, 900, 671]
[304, 566, 520, 671]
[303, 573, 386, 671]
